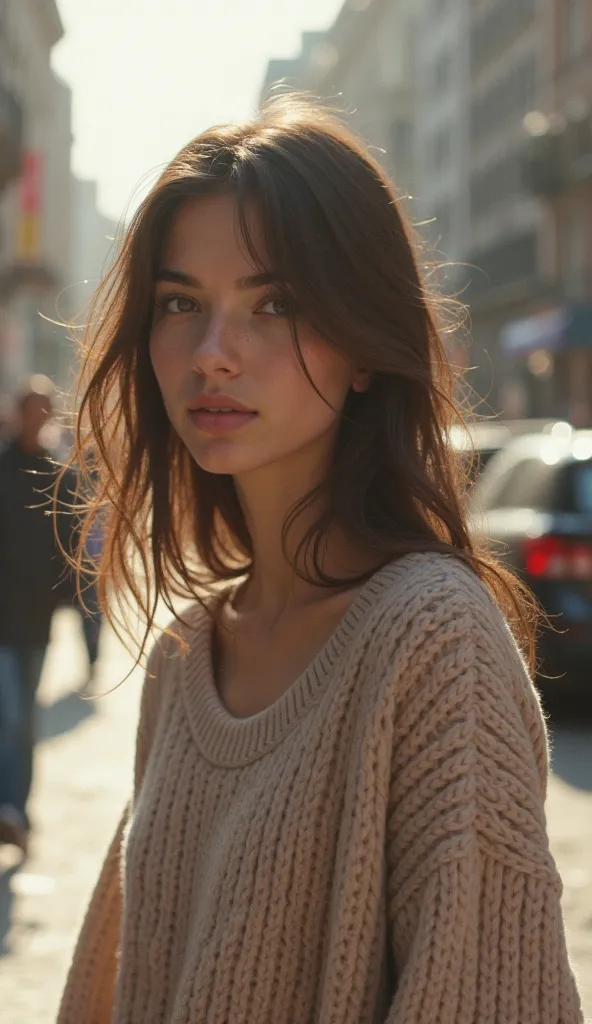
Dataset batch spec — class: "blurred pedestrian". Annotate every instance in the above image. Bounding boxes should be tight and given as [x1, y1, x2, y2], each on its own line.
[0, 375, 76, 853]
[75, 467, 104, 686]
[57, 99, 584, 1022]
[53, 441, 105, 685]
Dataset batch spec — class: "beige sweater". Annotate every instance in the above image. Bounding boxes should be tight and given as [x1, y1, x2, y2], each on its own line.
[57, 553, 583, 1024]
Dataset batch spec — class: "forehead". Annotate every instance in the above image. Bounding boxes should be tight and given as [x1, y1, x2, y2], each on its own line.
[160, 193, 267, 274]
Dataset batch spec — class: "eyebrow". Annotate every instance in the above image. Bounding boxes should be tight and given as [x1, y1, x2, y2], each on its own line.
[154, 268, 282, 290]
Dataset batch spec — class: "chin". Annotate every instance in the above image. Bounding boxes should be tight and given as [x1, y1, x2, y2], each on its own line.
[187, 439, 265, 477]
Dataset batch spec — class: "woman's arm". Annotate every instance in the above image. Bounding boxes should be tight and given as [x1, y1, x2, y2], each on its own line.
[56, 808, 129, 1024]
[384, 577, 583, 1024]
[56, 638, 166, 1023]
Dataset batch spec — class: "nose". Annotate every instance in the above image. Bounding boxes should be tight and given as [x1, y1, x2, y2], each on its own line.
[190, 311, 242, 379]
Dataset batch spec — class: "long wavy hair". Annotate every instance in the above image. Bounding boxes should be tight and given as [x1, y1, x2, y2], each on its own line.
[63, 95, 538, 667]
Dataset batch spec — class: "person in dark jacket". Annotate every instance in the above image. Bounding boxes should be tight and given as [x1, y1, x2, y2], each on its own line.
[0, 376, 76, 853]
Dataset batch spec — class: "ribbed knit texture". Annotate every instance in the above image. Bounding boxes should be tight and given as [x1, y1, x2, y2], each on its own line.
[57, 552, 583, 1023]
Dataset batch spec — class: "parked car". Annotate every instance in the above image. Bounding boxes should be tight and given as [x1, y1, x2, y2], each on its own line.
[469, 424, 592, 692]
[451, 418, 563, 481]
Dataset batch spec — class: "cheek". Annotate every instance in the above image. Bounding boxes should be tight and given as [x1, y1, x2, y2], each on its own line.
[293, 336, 352, 413]
[261, 334, 352, 445]
[149, 329, 182, 395]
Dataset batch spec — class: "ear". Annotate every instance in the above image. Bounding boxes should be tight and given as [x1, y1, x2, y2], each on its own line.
[352, 369, 372, 393]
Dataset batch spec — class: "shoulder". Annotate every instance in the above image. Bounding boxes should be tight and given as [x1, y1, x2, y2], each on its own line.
[139, 595, 217, 707]
[374, 553, 548, 787]
[368, 551, 539, 727]
[134, 598, 214, 779]
[369, 551, 518, 655]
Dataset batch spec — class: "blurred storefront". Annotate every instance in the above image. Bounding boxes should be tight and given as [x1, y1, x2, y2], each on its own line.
[0, 0, 73, 399]
[0, 71, 23, 196]
[499, 305, 592, 423]
[517, 0, 592, 422]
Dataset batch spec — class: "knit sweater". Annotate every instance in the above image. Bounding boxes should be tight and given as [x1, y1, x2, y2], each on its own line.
[57, 552, 583, 1024]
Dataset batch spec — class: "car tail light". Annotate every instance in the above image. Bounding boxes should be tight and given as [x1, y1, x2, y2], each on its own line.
[522, 536, 592, 579]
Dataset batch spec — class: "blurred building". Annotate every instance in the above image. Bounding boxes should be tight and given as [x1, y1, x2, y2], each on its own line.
[413, 0, 470, 280]
[69, 177, 118, 310]
[61, 176, 119, 396]
[262, 0, 592, 422]
[260, 0, 416, 202]
[463, 0, 543, 411]
[0, 0, 73, 397]
[515, 0, 592, 424]
[260, 31, 326, 99]
[0, 3, 23, 197]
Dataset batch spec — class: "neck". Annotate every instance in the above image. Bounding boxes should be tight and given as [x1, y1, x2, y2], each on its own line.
[234, 447, 377, 620]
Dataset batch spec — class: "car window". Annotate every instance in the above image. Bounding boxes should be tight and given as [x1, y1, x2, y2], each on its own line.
[555, 460, 592, 513]
[460, 445, 501, 485]
[477, 447, 501, 469]
[574, 463, 592, 512]
[480, 457, 557, 510]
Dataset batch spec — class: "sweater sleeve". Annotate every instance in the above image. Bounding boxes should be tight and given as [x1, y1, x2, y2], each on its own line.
[56, 639, 165, 1024]
[384, 573, 584, 1024]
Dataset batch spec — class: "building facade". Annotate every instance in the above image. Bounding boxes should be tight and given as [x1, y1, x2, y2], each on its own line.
[260, 31, 326, 101]
[261, 0, 592, 421]
[0, 0, 73, 395]
[464, 0, 546, 410]
[69, 177, 118, 309]
[413, 0, 470, 265]
[261, 0, 416, 203]
[514, 0, 592, 423]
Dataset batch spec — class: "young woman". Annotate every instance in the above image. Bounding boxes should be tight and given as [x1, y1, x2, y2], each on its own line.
[57, 98, 583, 1023]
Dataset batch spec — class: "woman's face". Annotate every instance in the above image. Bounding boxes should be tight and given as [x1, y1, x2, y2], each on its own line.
[149, 193, 365, 480]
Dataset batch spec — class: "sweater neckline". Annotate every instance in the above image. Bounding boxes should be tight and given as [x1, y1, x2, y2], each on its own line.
[180, 556, 408, 768]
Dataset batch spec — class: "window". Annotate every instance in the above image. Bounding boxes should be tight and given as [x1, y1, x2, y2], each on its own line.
[563, 0, 587, 62]
[470, 57, 536, 144]
[434, 53, 452, 93]
[467, 231, 538, 298]
[470, 0, 536, 70]
[574, 464, 592, 512]
[430, 126, 451, 168]
[563, 207, 587, 300]
[470, 151, 523, 217]
[482, 458, 557, 510]
[390, 118, 412, 166]
[428, 0, 449, 15]
[558, 462, 592, 512]
[432, 202, 451, 253]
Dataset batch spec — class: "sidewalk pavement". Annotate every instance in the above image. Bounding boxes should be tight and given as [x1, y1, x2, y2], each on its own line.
[0, 609, 143, 1023]
[0, 609, 591, 1022]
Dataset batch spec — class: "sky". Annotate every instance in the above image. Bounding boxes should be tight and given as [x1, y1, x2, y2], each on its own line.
[52, 0, 343, 225]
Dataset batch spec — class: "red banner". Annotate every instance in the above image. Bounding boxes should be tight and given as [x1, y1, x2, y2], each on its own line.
[16, 149, 43, 261]
[19, 149, 43, 214]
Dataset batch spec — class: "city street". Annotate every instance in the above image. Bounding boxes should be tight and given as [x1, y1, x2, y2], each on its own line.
[0, 609, 144, 1023]
[0, 608, 591, 1022]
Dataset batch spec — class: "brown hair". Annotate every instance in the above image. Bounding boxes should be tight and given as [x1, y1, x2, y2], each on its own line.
[64, 95, 538, 666]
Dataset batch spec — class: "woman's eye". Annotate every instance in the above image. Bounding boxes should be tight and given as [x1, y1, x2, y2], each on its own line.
[162, 295, 198, 314]
[258, 296, 294, 317]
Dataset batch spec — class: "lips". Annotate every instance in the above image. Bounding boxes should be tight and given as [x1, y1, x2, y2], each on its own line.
[187, 395, 257, 434]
